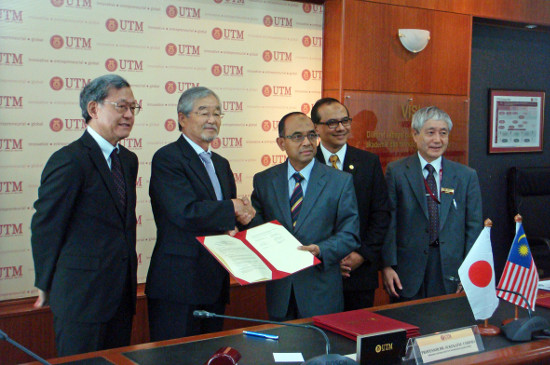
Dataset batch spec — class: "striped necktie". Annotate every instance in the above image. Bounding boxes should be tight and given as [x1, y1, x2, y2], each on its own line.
[290, 172, 304, 228]
[110, 149, 126, 212]
[329, 154, 339, 169]
[425, 164, 439, 245]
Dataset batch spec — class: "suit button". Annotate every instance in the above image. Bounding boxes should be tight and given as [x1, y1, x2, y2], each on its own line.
[423, 250, 428, 255]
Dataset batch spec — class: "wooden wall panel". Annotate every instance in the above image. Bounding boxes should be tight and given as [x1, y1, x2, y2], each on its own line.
[341, 1, 472, 95]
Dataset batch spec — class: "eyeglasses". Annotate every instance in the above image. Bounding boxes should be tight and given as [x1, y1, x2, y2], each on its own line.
[283, 132, 319, 143]
[104, 101, 142, 116]
[316, 117, 352, 130]
[193, 111, 224, 120]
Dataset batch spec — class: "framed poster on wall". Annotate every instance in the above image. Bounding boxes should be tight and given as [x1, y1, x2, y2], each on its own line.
[489, 90, 545, 153]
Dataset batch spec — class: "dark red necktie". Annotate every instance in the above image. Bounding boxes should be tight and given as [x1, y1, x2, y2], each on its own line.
[425, 164, 439, 245]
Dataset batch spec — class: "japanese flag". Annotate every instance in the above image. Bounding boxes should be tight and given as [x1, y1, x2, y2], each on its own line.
[458, 226, 499, 320]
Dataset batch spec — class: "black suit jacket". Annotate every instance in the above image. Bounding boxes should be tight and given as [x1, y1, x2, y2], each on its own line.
[146, 135, 237, 305]
[316, 145, 390, 290]
[31, 130, 138, 323]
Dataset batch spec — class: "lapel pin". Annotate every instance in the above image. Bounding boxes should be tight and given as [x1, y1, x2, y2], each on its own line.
[349, 165, 354, 170]
[441, 188, 454, 195]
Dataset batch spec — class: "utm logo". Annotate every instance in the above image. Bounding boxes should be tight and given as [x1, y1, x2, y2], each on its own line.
[0, 181, 23, 194]
[211, 64, 222, 77]
[212, 27, 222, 40]
[223, 101, 243, 113]
[264, 86, 292, 97]
[211, 138, 221, 149]
[50, 35, 64, 49]
[262, 85, 272, 97]
[261, 120, 271, 132]
[165, 81, 176, 94]
[105, 18, 118, 32]
[0, 9, 23, 22]
[0, 96, 23, 109]
[165, 43, 177, 56]
[303, 3, 312, 13]
[262, 50, 272, 62]
[301, 103, 311, 114]
[105, 58, 117, 72]
[166, 5, 177, 18]
[165, 119, 176, 132]
[302, 69, 311, 81]
[50, 118, 63, 132]
[51, 0, 64, 6]
[233, 172, 242, 184]
[263, 15, 273, 27]
[0, 139, 22, 150]
[50, 77, 64, 91]
[303, 4, 323, 14]
[261, 154, 271, 167]
[51, 0, 91, 8]
[120, 138, 142, 150]
[302, 36, 311, 47]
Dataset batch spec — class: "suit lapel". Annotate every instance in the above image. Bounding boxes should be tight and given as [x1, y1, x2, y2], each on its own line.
[177, 136, 217, 200]
[342, 146, 357, 176]
[439, 157, 455, 230]
[81, 131, 126, 221]
[294, 161, 326, 232]
[404, 155, 429, 219]
[271, 162, 293, 228]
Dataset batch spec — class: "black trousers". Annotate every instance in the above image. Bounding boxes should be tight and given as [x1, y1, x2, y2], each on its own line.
[344, 289, 375, 311]
[148, 298, 226, 342]
[53, 291, 133, 357]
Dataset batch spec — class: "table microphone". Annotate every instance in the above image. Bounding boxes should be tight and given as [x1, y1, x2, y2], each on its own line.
[193, 310, 356, 364]
[0, 328, 52, 365]
[496, 288, 550, 341]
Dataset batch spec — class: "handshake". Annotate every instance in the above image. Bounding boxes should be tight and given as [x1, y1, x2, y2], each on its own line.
[231, 196, 256, 226]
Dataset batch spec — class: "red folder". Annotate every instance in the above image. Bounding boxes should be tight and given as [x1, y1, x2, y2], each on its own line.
[536, 290, 550, 309]
[313, 309, 420, 340]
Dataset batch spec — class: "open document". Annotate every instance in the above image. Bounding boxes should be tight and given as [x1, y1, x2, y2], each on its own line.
[196, 221, 321, 285]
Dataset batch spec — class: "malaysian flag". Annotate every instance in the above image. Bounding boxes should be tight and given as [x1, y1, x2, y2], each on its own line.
[497, 224, 539, 310]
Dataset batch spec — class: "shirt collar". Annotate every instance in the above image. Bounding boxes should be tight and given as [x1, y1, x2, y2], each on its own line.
[87, 126, 118, 161]
[287, 158, 315, 182]
[182, 133, 211, 156]
[320, 143, 347, 168]
[417, 152, 442, 174]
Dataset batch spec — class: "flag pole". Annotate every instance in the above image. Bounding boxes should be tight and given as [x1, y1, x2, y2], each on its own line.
[502, 214, 522, 326]
[478, 219, 500, 336]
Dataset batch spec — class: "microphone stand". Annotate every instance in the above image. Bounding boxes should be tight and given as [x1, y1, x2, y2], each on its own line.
[0, 329, 52, 365]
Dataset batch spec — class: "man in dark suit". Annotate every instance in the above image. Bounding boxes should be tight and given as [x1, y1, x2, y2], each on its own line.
[146, 87, 255, 341]
[312, 98, 390, 310]
[31, 74, 139, 356]
[249, 112, 360, 321]
[381, 106, 483, 301]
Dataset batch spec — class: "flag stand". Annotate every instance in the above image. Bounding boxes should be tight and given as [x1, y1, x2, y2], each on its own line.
[478, 219, 500, 336]
[501, 215, 522, 326]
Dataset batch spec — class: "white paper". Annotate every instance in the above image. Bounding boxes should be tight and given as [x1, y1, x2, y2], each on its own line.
[203, 235, 271, 283]
[538, 280, 550, 291]
[245, 223, 314, 273]
[273, 353, 305, 362]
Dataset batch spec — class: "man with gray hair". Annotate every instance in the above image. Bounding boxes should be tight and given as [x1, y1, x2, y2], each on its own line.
[146, 86, 255, 340]
[31, 74, 140, 355]
[381, 106, 483, 301]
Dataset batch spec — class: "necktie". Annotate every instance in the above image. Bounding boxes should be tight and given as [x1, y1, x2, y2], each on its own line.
[290, 173, 304, 228]
[329, 154, 339, 169]
[199, 151, 223, 200]
[110, 149, 126, 212]
[425, 164, 439, 245]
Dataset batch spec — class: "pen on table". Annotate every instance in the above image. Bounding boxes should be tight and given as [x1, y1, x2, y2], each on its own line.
[243, 330, 279, 340]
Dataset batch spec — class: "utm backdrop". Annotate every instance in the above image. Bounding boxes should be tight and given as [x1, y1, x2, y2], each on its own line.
[0, 0, 324, 301]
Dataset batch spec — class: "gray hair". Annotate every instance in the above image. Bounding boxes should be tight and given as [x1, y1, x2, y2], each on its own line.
[177, 87, 221, 131]
[80, 74, 130, 123]
[411, 106, 453, 133]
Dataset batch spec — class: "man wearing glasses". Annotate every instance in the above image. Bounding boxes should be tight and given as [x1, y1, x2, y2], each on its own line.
[31, 74, 140, 356]
[146, 86, 255, 340]
[312, 98, 391, 310]
[248, 112, 359, 320]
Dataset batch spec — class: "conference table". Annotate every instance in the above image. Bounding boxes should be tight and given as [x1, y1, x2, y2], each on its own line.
[23, 293, 550, 364]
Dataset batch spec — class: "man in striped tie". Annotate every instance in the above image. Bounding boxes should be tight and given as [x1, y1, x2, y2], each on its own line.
[248, 112, 360, 321]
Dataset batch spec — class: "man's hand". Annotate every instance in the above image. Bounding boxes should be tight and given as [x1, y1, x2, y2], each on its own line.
[340, 252, 365, 277]
[227, 227, 239, 236]
[455, 282, 463, 294]
[232, 197, 256, 225]
[34, 289, 48, 308]
[298, 244, 320, 257]
[382, 266, 403, 298]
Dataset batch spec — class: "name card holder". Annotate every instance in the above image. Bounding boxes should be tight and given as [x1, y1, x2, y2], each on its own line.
[356, 329, 407, 365]
[403, 325, 484, 364]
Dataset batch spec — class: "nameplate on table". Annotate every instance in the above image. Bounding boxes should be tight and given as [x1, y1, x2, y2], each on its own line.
[404, 326, 484, 364]
[356, 329, 406, 365]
